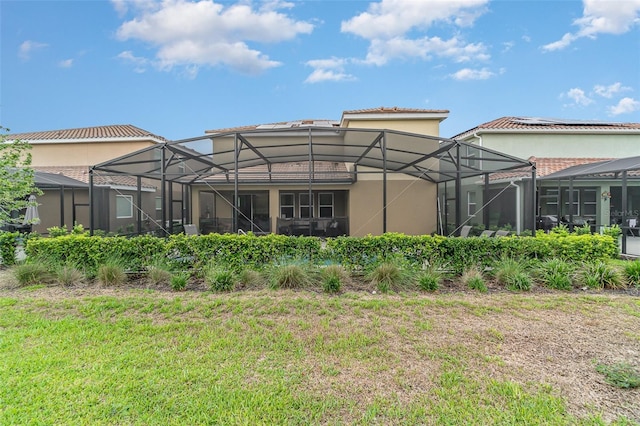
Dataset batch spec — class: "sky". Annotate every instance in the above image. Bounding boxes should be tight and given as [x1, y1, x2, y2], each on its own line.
[1, 0, 640, 140]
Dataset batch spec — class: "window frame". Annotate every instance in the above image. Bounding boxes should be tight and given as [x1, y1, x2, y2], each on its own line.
[280, 193, 294, 218]
[116, 194, 134, 219]
[318, 192, 334, 218]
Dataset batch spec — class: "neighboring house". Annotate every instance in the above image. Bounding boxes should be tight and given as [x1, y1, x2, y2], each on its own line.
[452, 117, 640, 233]
[94, 107, 534, 237]
[7, 125, 167, 234]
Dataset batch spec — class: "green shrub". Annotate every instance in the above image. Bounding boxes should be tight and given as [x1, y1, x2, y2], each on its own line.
[367, 260, 412, 293]
[13, 262, 52, 286]
[462, 267, 487, 293]
[492, 258, 532, 291]
[97, 261, 127, 286]
[417, 268, 442, 292]
[535, 258, 574, 290]
[596, 362, 640, 388]
[205, 264, 236, 292]
[574, 223, 592, 235]
[320, 264, 348, 294]
[55, 263, 85, 286]
[147, 266, 172, 286]
[579, 261, 624, 290]
[170, 271, 189, 291]
[623, 260, 640, 287]
[237, 268, 266, 289]
[47, 226, 68, 237]
[270, 263, 314, 290]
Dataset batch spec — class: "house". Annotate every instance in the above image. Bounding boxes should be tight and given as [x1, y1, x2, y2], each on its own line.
[7, 125, 167, 234]
[93, 108, 534, 237]
[452, 117, 640, 234]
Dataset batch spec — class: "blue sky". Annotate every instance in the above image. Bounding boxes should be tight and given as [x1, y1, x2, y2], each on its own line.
[2, 0, 639, 140]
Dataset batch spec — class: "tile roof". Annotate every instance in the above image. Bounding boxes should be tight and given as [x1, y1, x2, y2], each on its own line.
[489, 157, 612, 181]
[8, 124, 167, 142]
[453, 116, 640, 139]
[199, 161, 353, 183]
[343, 106, 449, 114]
[35, 166, 156, 189]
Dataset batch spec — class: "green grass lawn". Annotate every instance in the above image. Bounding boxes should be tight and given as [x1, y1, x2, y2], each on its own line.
[1, 289, 639, 425]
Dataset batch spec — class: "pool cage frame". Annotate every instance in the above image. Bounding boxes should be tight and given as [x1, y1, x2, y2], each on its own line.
[89, 126, 536, 237]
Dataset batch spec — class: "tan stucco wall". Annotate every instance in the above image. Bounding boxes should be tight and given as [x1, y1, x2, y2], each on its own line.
[30, 141, 155, 167]
[349, 179, 436, 236]
[464, 133, 640, 159]
[344, 119, 441, 136]
[31, 189, 90, 234]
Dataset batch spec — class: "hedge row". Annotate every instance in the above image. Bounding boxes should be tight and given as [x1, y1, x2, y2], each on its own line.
[22, 231, 618, 276]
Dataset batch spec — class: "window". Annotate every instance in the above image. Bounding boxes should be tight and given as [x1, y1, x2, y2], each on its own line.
[583, 189, 597, 216]
[280, 193, 294, 218]
[299, 193, 313, 218]
[116, 195, 133, 219]
[467, 191, 476, 217]
[155, 197, 162, 211]
[466, 145, 479, 169]
[318, 193, 334, 218]
[564, 189, 580, 216]
[540, 188, 559, 215]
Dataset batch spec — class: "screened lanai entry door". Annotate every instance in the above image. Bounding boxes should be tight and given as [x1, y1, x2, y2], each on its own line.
[198, 190, 270, 234]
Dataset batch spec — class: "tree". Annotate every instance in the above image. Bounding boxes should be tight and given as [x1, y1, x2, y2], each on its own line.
[0, 126, 41, 226]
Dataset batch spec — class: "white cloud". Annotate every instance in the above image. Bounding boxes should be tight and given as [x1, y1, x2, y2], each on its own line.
[341, 0, 490, 66]
[18, 40, 48, 60]
[564, 88, 595, 106]
[608, 97, 640, 115]
[114, 0, 313, 75]
[593, 82, 631, 98]
[364, 36, 489, 66]
[450, 67, 495, 80]
[543, 0, 640, 51]
[341, 0, 488, 39]
[58, 59, 74, 68]
[304, 57, 356, 83]
[117, 50, 149, 73]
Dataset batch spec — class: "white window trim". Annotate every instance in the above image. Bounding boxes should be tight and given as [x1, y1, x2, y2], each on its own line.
[280, 193, 294, 218]
[467, 191, 476, 217]
[116, 195, 134, 219]
[318, 192, 334, 218]
[299, 193, 313, 218]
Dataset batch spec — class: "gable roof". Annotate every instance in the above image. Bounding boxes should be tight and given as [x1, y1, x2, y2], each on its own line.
[453, 116, 640, 139]
[8, 124, 167, 143]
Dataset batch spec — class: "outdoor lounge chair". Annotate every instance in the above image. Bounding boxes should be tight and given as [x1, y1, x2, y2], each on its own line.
[459, 225, 472, 237]
[184, 224, 199, 236]
[494, 230, 510, 237]
[479, 230, 495, 237]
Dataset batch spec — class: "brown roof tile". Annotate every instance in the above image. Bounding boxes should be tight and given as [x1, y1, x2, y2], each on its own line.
[489, 157, 612, 181]
[454, 117, 640, 139]
[8, 124, 167, 142]
[201, 161, 353, 183]
[35, 166, 156, 189]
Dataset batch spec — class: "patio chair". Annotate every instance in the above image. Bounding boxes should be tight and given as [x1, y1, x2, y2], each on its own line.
[459, 225, 472, 237]
[184, 224, 199, 236]
[494, 230, 510, 237]
[479, 230, 495, 237]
